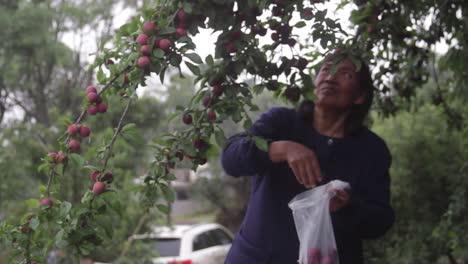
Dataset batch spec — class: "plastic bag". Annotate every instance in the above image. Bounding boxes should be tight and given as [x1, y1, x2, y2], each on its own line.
[288, 180, 350, 264]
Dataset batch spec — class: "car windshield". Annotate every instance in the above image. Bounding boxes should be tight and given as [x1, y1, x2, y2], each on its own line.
[149, 238, 181, 257]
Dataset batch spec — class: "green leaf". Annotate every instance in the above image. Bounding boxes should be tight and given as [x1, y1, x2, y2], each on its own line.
[154, 49, 165, 58]
[122, 123, 136, 132]
[167, 111, 181, 123]
[160, 184, 176, 203]
[60, 202, 72, 217]
[156, 204, 169, 214]
[320, 38, 328, 49]
[25, 198, 40, 209]
[97, 67, 106, 84]
[185, 62, 201, 75]
[37, 163, 50, 173]
[205, 55, 214, 65]
[186, 53, 203, 64]
[69, 153, 85, 169]
[253, 136, 269, 152]
[55, 229, 64, 247]
[29, 217, 39, 230]
[295, 21, 307, 28]
[243, 118, 253, 130]
[214, 129, 227, 148]
[183, 2, 193, 13]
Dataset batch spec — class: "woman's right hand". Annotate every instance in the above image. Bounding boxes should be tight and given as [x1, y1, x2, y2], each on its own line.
[268, 141, 322, 188]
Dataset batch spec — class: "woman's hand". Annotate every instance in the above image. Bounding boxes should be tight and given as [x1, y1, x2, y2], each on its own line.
[268, 141, 322, 188]
[330, 189, 350, 212]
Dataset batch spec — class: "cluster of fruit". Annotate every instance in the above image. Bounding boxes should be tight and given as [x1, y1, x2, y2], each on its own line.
[135, 9, 190, 70]
[306, 247, 337, 264]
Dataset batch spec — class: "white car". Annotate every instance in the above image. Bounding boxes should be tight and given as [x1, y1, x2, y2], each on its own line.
[130, 223, 234, 264]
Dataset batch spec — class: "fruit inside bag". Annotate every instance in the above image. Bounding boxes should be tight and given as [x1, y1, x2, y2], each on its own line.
[288, 180, 350, 264]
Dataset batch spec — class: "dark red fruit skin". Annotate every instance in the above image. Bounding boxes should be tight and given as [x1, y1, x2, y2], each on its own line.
[182, 114, 193, 125]
[193, 138, 207, 149]
[207, 110, 216, 121]
[175, 151, 184, 161]
[93, 181, 106, 195]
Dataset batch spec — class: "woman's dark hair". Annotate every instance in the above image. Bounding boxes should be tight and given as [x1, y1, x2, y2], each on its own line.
[298, 50, 375, 135]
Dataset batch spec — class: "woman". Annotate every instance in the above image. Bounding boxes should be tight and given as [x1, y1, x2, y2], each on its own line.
[221, 50, 395, 264]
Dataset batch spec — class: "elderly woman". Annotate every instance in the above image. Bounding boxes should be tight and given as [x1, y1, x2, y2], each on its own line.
[221, 50, 395, 264]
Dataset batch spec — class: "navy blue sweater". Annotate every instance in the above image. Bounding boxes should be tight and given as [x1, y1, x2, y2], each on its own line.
[221, 107, 395, 264]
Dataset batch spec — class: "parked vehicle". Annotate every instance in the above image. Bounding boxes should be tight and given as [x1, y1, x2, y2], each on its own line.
[124, 223, 234, 264]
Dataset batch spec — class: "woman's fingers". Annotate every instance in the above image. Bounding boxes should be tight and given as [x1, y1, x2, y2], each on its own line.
[304, 161, 317, 188]
[289, 162, 303, 185]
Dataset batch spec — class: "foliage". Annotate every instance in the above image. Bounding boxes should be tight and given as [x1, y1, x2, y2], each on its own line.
[1, 0, 467, 262]
[366, 101, 467, 263]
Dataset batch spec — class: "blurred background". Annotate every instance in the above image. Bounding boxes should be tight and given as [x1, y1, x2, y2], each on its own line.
[0, 0, 467, 264]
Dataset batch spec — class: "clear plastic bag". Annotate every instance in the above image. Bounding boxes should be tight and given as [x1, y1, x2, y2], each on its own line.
[288, 180, 350, 264]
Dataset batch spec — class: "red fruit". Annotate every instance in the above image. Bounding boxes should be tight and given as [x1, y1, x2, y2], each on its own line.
[231, 31, 242, 40]
[302, 8, 314, 20]
[143, 21, 156, 35]
[322, 256, 334, 264]
[86, 85, 97, 94]
[207, 110, 216, 121]
[67, 124, 79, 136]
[272, 6, 284, 17]
[182, 114, 193, 125]
[202, 96, 213, 107]
[87, 105, 98, 115]
[212, 84, 224, 97]
[106, 59, 114, 65]
[209, 78, 223, 86]
[87, 92, 99, 103]
[48, 152, 57, 162]
[159, 39, 172, 50]
[253, 25, 267, 36]
[30, 261, 38, 264]
[68, 140, 80, 153]
[93, 181, 106, 195]
[141, 45, 151, 56]
[175, 151, 184, 161]
[296, 57, 308, 70]
[367, 25, 375, 34]
[176, 27, 187, 37]
[225, 43, 237, 53]
[56, 151, 67, 163]
[284, 86, 301, 102]
[153, 38, 161, 48]
[103, 172, 114, 183]
[271, 32, 280, 41]
[287, 38, 297, 47]
[136, 33, 148, 45]
[79, 126, 90, 137]
[308, 247, 322, 263]
[124, 74, 129, 85]
[97, 102, 107, 113]
[137, 56, 150, 69]
[90, 170, 100, 182]
[193, 138, 207, 149]
[176, 9, 189, 23]
[40, 197, 53, 207]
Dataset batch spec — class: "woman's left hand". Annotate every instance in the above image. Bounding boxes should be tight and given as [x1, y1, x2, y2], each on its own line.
[330, 189, 350, 212]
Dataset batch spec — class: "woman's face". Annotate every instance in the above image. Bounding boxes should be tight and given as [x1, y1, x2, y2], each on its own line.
[313, 59, 365, 111]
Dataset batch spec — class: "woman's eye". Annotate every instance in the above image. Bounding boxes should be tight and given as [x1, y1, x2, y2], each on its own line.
[342, 72, 353, 79]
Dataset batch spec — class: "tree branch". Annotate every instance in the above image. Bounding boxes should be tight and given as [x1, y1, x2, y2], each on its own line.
[102, 96, 132, 173]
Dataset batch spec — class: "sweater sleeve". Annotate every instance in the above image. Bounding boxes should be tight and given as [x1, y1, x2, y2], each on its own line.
[332, 139, 395, 239]
[221, 107, 293, 177]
